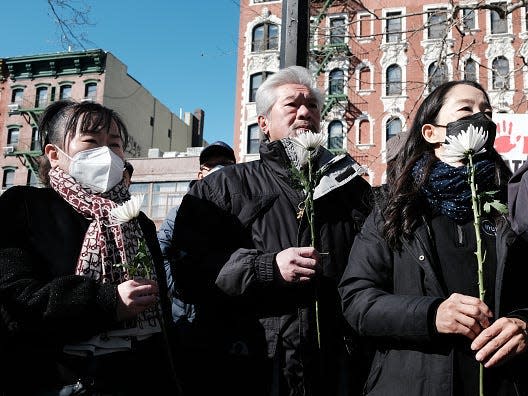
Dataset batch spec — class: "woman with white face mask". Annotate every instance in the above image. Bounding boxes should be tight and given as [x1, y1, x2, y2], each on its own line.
[339, 81, 528, 396]
[0, 101, 181, 395]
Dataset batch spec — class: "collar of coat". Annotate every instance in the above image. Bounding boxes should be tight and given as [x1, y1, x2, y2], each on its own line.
[262, 140, 366, 200]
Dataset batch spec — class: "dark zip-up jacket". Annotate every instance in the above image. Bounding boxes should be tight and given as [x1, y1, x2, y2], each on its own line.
[172, 141, 372, 396]
[0, 186, 179, 394]
[339, 207, 528, 396]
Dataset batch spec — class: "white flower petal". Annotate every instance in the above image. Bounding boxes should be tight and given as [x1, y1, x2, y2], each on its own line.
[442, 123, 488, 165]
[109, 194, 145, 225]
[289, 130, 327, 167]
[291, 130, 328, 151]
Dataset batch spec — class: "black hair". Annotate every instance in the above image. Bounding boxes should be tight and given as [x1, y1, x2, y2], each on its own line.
[124, 161, 134, 177]
[382, 80, 511, 250]
[37, 100, 129, 186]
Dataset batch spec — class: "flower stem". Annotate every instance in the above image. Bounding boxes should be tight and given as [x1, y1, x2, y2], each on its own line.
[308, 154, 316, 246]
[468, 154, 485, 396]
[307, 152, 321, 350]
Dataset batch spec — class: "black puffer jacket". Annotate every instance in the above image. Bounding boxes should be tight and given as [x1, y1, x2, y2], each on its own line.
[339, 206, 528, 396]
[0, 186, 178, 394]
[172, 141, 372, 396]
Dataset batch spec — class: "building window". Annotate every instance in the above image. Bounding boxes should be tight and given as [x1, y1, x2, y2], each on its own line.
[492, 56, 509, 89]
[427, 8, 448, 39]
[85, 83, 97, 100]
[59, 85, 72, 100]
[490, 3, 507, 34]
[11, 88, 23, 104]
[247, 124, 260, 154]
[7, 128, 19, 146]
[428, 62, 448, 91]
[27, 171, 39, 187]
[31, 127, 41, 151]
[359, 119, 370, 144]
[35, 87, 48, 108]
[2, 169, 15, 190]
[461, 8, 475, 30]
[129, 181, 191, 220]
[359, 67, 371, 91]
[329, 17, 346, 44]
[328, 121, 344, 150]
[358, 14, 371, 37]
[329, 69, 344, 95]
[252, 23, 279, 52]
[386, 64, 402, 96]
[386, 11, 402, 43]
[386, 117, 402, 141]
[249, 71, 273, 102]
[464, 58, 477, 81]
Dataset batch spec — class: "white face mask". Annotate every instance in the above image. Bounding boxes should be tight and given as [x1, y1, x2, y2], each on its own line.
[57, 146, 125, 193]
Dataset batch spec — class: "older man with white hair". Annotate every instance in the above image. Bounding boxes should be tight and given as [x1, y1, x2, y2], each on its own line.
[170, 66, 372, 396]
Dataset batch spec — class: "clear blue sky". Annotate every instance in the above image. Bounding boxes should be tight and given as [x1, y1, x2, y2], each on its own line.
[1, 1, 240, 147]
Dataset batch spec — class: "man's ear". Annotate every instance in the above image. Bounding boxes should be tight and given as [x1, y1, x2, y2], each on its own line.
[422, 123, 444, 144]
[257, 115, 269, 139]
[44, 144, 60, 169]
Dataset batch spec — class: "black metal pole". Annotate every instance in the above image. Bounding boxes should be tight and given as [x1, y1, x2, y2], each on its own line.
[280, 0, 310, 68]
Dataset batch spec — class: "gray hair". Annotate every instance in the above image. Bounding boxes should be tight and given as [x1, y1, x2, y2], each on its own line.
[255, 66, 324, 116]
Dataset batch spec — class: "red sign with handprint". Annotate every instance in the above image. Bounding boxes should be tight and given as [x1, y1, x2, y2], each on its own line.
[492, 114, 528, 172]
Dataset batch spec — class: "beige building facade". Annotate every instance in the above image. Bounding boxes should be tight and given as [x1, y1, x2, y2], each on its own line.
[0, 49, 203, 192]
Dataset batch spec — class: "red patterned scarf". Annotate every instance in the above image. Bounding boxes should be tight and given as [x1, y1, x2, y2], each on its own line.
[49, 167, 147, 283]
[49, 167, 160, 353]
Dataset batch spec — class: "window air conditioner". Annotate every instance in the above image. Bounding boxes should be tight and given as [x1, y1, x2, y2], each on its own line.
[7, 103, 20, 113]
[81, 97, 94, 103]
[3, 146, 15, 155]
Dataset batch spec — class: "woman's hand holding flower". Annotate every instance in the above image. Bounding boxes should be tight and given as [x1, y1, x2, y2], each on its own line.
[116, 278, 159, 321]
[435, 293, 493, 339]
[471, 317, 528, 368]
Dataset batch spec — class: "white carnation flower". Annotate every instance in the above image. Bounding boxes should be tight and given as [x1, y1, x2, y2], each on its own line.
[290, 130, 328, 167]
[109, 194, 145, 225]
[442, 124, 488, 165]
[291, 130, 327, 151]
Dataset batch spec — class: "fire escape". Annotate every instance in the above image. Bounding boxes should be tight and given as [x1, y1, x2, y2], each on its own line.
[2, 51, 106, 185]
[4, 104, 42, 181]
[309, 0, 367, 155]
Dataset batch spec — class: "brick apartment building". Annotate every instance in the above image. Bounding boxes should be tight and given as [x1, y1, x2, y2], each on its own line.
[233, 0, 528, 185]
[0, 49, 204, 226]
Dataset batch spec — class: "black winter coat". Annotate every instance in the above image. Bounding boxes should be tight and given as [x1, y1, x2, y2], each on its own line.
[339, 207, 528, 396]
[172, 141, 372, 396]
[0, 186, 178, 395]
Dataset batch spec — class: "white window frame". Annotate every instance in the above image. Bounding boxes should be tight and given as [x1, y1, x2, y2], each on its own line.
[356, 12, 374, 41]
[422, 5, 452, 42]
[355, 115, 374, 147]
[382, 8, 406, 44]
[356, 61, 374, 93]
[327, 14, 349, 46]
[486, 1, 512, 37]
[459, 3, 480, 32]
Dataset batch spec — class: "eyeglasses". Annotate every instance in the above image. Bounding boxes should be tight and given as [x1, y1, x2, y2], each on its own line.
[200, 161, 234, 171]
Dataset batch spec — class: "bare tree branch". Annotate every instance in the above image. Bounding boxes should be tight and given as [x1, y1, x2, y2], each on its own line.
[47, 0, 95, 51]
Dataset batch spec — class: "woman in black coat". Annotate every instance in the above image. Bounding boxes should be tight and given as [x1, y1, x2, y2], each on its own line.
[0, 101, 179, 395]
[339, 81, 528, 396]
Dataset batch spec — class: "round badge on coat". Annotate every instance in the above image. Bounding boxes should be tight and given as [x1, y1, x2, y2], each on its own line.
[481, 219, 496, 236]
